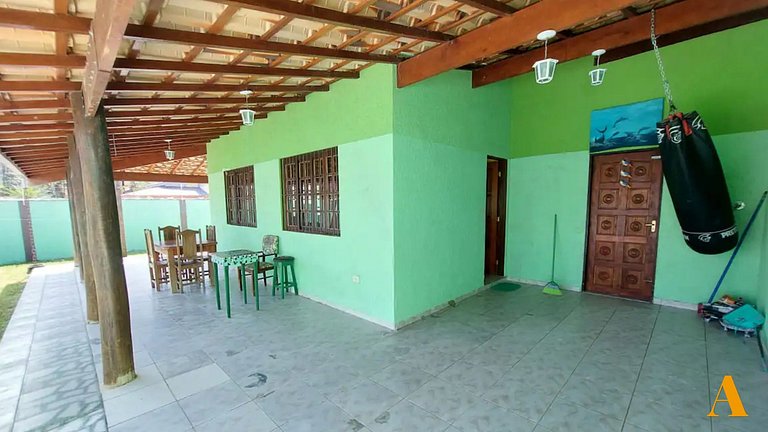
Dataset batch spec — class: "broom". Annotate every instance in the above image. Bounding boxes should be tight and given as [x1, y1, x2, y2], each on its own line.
[542, 214, 563, 296]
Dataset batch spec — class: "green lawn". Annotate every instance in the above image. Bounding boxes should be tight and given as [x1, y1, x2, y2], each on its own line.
[0, 263, 30, 338]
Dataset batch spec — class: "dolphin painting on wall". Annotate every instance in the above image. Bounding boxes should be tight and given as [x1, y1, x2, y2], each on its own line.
[589, 98, 664, 153]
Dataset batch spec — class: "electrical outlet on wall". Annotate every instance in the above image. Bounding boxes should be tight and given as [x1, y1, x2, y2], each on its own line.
[352, 275, 361, 284]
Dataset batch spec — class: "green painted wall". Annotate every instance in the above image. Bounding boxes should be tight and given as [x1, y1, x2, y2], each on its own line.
[508, 20, 768, 158]
[207, 64, 393, 173]
[186, 200, 212, 233]
[122, 199, 182, 251]
[392, 70, 512, 324]
[0, 199, 210, 263]
[207, 65, 396, 327]
[0, 201, 25, 265]
[505, 134, 768, 305]
[30, 200, 74, 261]
[655, 132, 768, 305]
[505, 151, 589, 290]
[504, 22, 768, 306]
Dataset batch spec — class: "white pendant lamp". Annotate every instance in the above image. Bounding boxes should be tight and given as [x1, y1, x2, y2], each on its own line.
[164, 139, 175, 161]
[239, 89, 256, 126]
[589, 49, 607, 86]
[533, 30, 558, 84]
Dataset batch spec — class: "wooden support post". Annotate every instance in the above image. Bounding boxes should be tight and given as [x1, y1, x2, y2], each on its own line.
[179, 199, 188, 230]
[68, 136, 99, 322]
[65, 165, 82, 275]
[115, 182, 128, 257]
[18, 199, 37, 262]
[71, 92, 136, 387]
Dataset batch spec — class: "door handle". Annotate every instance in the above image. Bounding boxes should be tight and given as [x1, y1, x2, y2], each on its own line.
[645, 220, 657, 233]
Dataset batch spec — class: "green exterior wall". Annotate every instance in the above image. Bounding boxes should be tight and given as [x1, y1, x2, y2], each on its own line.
[505, 151, 589, 290]
[0, 201, 25, 265]
[207, 65, 396, 327]
[392, 70, 512, 325]
[207, 64, 393, 173]
[0, 199, 210, 264]
[30, 200, 74, 261]
[508, 20, 768, 158]
[122, 199, 182, 251]
[504, 22, 768, 308]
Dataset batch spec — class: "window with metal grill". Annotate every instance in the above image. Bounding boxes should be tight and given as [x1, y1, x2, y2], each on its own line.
[281, 147, 340, 236]
[224, 166, 257, 227]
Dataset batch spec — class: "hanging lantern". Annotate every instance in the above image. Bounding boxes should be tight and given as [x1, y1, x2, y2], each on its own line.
[532, 30, 558, 84]
[589, 49, 607, 86]
[239, 89, 256, 126]
[239, 108, 256, 126]
[164, 139, 175, 161]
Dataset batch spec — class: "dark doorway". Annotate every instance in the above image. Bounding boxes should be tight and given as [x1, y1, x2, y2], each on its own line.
[585, 149, 663, 301]
[485, 157, 507, 280]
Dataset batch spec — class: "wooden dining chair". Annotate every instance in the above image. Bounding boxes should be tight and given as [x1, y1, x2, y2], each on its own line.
[144, 229, 168, 291]
[158, 225, 180, 243]
[239, 235, 279, 294]
[175, 229, 205, 290]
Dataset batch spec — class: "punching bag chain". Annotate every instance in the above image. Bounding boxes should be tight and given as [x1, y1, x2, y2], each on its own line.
[651, 9, 677, 113]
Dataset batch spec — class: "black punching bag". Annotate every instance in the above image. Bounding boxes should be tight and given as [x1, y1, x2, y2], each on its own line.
[657, 111, 737, 254]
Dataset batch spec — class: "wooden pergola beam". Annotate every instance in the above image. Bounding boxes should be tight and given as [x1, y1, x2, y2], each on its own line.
[0, 118, 239, 132]
[123, 24, 402, 63]
[105, 108, 272, 118]
[0, 138, 68, 147]
[103, 96, 303, 106]
[0, 130, 72, 140]
[113, 58, 359, 79]
[472, 0, 768, 87]
[82, 0, 138, 116]
[0, 123, 73, 132]
[112, 172, 208, 183]
[0, 8, 91, 33]
[0, 99, 70, 111]
[209, 0, 453, 42]
[0, 113, 73, 123]
[0, 54, 86, 68]
[455, 0, 516, 15]
[0, 81, 82, 92]
[111, 144, 207, 170]
[106, 82, 330, 93]
[397, 0, 637, 87]
[107, 119, 241, 130]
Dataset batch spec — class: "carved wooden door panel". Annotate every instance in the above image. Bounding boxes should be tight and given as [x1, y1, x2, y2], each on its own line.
[585, 150, 663, 301]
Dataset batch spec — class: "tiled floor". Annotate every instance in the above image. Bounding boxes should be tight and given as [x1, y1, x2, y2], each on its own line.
[1, 256, 766, 432]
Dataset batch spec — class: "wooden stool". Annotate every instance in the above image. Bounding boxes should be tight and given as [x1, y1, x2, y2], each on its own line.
[272, 256, 298, 299]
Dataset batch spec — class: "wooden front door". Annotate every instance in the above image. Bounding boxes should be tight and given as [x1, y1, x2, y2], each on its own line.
[585, 150, 662, 301]
[485, 157, 507, 276]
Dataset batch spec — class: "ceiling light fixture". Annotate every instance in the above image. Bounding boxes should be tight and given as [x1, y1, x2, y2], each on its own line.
[164, 139, 175, 161]
[239, 89, 256, 126]
[533, 30, 558, 84]
[590, 49, 607, 86]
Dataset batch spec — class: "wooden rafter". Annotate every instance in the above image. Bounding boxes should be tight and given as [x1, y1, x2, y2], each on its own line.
[104, 108, 271, 118]
[82, 0, 138, 115]
[103, 96, 303, 106]
[209, 0, 454, 42]
[397, 0, 638, 87]
[472, 0, 768, 87]
[112, 58, 359, 79]
[107, 82, 329, 93]
[112, 172, 208, 183]
[454, 0, 517, 16]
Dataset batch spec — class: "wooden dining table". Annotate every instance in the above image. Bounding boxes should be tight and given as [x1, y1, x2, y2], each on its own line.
[154, 240, 217, 293]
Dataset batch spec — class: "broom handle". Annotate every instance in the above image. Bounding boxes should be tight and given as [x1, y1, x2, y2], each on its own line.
[707, 190, 768, 303]
[551, 214, 557, 281]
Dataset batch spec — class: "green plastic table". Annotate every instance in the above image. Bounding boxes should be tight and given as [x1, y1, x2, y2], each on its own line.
[210, 249, 261, 318]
